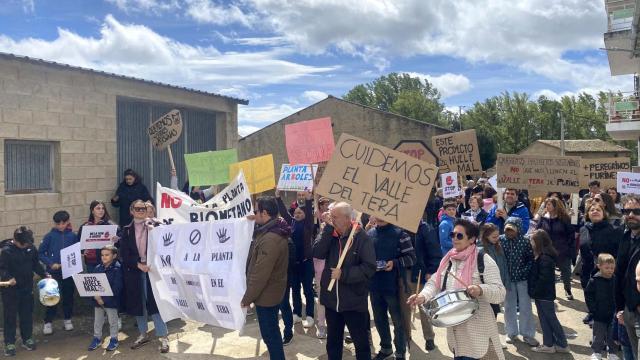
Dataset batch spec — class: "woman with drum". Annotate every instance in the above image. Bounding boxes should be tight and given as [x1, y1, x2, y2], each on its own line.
[408, 218, 506, 360]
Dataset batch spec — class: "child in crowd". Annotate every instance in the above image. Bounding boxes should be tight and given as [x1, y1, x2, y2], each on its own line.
[480, 223, 509, 318]
[88, 245, 123, 352]
[0, 226, 47, 356]
[38, 210, 79, 335]
[528, 230, 569, 354]
[585, 253, 619, 360]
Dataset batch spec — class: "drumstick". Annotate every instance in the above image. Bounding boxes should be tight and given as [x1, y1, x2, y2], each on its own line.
[327, 212, 363, 291]
[412, 270, 422, 322]
[447, 271, 469, 288]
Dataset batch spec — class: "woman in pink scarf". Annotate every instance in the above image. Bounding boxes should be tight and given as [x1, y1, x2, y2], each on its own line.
[408, 218, 506, 360]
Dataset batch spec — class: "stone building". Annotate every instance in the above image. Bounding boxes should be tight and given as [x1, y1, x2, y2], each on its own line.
[519, 139, 631, 159]
[238, 96, 451, 190]
[0, 53, 246, 240]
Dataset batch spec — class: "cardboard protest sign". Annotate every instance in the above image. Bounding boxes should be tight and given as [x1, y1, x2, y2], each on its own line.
[148, 218, 254, 331]
[72, 273, 113, 297]
[618, 172, 640, 194]
[277, 164, 318, 192]
[184, 149, 238, 186]
[79, 224, 118, 250]
[61, 242, 82, 279]
[580, 157, 631, 188]
[316, 133, 438, 232]
[285, 117, 335, 164]
[496, 154, 581, 194]
[228, 154, 275, 194]
[148, 109, 183, 150]
[157, 170, 253, 224]
[394, 140, 438, 165]
[431, 130, 482, 178]
[441, 172, 459, 199]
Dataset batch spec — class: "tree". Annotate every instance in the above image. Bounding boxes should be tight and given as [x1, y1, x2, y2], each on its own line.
[343, 73, 445, 126]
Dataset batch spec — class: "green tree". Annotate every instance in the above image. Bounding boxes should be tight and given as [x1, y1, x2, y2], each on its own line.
[343, 73, 445, 126]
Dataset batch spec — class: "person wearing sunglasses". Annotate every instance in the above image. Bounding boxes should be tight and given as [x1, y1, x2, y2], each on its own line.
[500, 217, 539, 347]
[615, 194, 640, 359]
[119, 200, 169, 353]
[408, 218, 506, 360]
[593, 193, 623, 228]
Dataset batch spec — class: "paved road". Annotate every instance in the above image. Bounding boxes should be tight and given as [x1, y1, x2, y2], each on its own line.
[11, 279, 596, 359]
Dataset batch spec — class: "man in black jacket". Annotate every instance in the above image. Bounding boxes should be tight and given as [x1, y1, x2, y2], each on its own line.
[407, 220, 442, 351]
[615, 194, 640, 358]
[313, 202, 376, 360]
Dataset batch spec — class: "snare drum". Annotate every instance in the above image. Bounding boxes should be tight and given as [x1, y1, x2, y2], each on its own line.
[422, 289, 479, 328]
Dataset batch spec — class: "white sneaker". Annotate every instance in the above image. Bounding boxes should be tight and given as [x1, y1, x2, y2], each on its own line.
[302, 318, 315, 328]
[43, 322, 53, 335]
[64, 319, 74, 331]
[292, 315, 302, 324]
[591, 353, 603, 360]
[532, 345, 556, 353]
[609, 354, 621, 360]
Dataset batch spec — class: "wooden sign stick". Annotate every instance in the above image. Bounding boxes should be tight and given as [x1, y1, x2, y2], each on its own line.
[327, 212, 362, 292]
[166, 145, 176, 172]
[412, 270, 422, 321]
[448, 271, 469, 288]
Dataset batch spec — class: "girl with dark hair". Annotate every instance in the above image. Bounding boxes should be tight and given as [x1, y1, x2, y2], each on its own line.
[111, 169, 152, 226]
[480, 223, 508, 318]
[78, 201, 117, 273]
[607, 187, 622, 212]
[593, 192, 622, 227]
[529, 230, 569, 354]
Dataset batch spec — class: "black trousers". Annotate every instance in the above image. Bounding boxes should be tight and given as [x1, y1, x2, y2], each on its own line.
[326, 307, 370, 360]
[2, 287, 34, 345]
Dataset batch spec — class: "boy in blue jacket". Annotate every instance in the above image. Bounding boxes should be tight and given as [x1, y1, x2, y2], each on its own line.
[438, 201, 457, 254]
[38, 210, 78, 335]
[88, 245, 123, 351]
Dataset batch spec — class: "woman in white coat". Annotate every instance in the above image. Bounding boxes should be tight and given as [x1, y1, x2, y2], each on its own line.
[408, 218, 506, 360]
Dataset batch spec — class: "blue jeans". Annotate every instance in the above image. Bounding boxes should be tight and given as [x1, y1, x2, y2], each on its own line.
[279, 285, 293, 338]
[256, 304, 285, 360]
[135, 272, 168, 337]
[535, 299, 567, 348]
[292, 259, 314, 318]
[504, 281, 536, 338]
[371, 291, 406, 357]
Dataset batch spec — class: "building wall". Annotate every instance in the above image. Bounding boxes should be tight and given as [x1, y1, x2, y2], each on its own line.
[238, 97, 451, 195]
[519, 142, 631, 159]
[0, 57, 239, 240]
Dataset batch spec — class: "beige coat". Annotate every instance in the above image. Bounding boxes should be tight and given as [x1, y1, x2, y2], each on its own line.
[420, 253, 506, 360]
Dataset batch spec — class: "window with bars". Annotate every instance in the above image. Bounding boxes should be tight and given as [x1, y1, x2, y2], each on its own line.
[4, 140, 56, 194]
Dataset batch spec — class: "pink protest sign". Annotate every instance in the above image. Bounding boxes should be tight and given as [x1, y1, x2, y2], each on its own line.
[285, 117, 335, 164]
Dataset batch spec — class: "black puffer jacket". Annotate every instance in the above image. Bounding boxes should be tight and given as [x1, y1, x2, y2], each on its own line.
[313, 223, 376, 313]
[111, 181, 152, 226]
[536, 216, 574, 261]
[580, 221, 622, 279]
[528, 253, 556, 301]
[586, 272, 616, 322]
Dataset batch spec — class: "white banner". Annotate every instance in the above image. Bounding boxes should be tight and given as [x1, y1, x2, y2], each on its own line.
[441, 172, 459, 199]
[61, 242, 82, 279]
[72, 273, 113, 297]
[80, 225, 118, 250]
[618, 171, 640, 194]
[147, 218, 253, 331]
[156, 171, 253, 225]
[277, 164, 318, 192]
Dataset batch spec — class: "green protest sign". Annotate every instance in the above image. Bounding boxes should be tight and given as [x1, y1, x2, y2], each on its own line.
[184, 149, 238, 186]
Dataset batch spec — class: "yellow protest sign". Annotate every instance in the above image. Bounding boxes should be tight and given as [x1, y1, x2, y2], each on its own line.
[229, 154, 276, 194]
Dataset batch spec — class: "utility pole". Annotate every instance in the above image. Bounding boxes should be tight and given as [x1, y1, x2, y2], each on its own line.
[458, 106, 466, 131]
[558, 110, 565, 156]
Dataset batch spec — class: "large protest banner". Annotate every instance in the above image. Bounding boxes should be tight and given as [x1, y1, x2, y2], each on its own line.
[184, 149, 238, 186]
[580, 157, 631, 188]
[496, 154, 581, 194]
[431, 130, 482, 178]
[277, 164, 318, 191]
[618, 172, 640, 194]
[228, 154, 275, 194]
[316, 133, 438, 232]
[147, 218, 254, 331]
[157, 171, 253, 225]
[285, 117, 335, 164]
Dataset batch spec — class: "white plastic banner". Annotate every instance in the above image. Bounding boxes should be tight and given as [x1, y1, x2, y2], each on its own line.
[72, 273, 113, 297]
[147, 218, 254, 331]
[441, 172, 459, 199]
[618, 171, 640, 194]
[277, 164, 318, 192]
[156, 171, 253, 225]
[79, 225, 118, 250]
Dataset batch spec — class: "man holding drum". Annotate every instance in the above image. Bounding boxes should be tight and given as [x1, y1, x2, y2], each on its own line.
[408, 218, 506, 360]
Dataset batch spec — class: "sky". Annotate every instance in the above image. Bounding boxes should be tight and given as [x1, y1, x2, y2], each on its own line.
[0, 0, 631, 136]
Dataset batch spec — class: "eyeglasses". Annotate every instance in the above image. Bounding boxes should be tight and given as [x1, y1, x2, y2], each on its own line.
[133, 207, 147, 212]
[622, 208, 640, 216]
[449, 232, 465, 240]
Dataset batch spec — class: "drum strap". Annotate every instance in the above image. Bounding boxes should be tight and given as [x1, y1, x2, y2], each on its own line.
[442, 249, 485, 291]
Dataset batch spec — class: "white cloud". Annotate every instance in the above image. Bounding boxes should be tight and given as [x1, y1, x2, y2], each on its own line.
[301, 90, 328, 102]
[238, 125, 261, 137]
[185, 0, 253, 26]
[106, 0, 180, 13]
[405, 72, 471, 98]
[239, 103, 301, 126]
[0, 15, 337, 94]
[22, 0, 34, 13]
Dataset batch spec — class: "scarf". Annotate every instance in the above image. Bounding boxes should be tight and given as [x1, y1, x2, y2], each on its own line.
[434, 244, 478, 290]
[133, 219, 148, 263]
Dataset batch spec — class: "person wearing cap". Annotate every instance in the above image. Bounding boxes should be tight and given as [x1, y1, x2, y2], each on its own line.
[0, 226, 48, 356]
